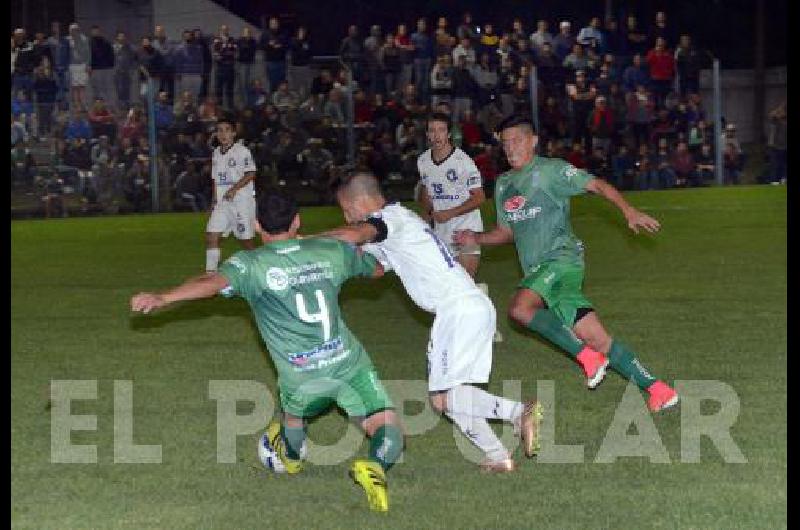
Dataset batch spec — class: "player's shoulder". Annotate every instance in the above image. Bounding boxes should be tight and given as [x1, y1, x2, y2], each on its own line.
[451, 147, 474, 162]
[233, 141, 253, 157]
[417, 149, 432, 165]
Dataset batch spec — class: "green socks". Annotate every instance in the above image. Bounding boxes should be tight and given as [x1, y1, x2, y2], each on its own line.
[527, 309, 585, 357]
[607, 340, 657, 389]
[281, 424, 306, 461]
[369, 425, 404, 472]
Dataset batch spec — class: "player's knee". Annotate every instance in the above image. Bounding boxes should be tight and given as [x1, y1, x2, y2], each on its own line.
[582, 333, 612, 354]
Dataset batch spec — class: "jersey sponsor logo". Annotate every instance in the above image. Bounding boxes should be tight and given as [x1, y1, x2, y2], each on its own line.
[276, 245, 301, 254]
[506, 205, 543, 223]
[564, 165, 577, 178]
[446, 168, 458, 182]
[432, 183, 444, 195]
[225, 256, 247, 274]
[504, 195, 527, 212]
[466, 176, 480, 187]
[266, 267, 290, 291]
[288, 337, 345, 369]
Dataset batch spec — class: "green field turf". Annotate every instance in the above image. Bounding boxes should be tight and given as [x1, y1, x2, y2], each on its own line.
[12, 186, 786, 529]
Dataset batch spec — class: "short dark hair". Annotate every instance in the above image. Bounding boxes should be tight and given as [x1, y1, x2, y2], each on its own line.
[216, 113, 237, 129]
[256, 190, 299, 234]
[495, 114, 536, 135]
[427, 112, 451, 130]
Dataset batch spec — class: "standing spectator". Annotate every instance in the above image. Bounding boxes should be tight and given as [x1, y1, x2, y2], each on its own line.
[567, 70, 595, 148]
[194, 29, 213, 100]
[88, 97, 116, 138]
[137, 37, 165, 103]
[48, 22, 71, 110]
[603, 17, 625, 57]
[363, 25, 384, 97]
[379, 33, 402, 97]
[767, 102, 787, 184]
[472, 53, 498, 106]
[212, 26, 237, 109]
[611, 143, 635, 188]
[459, 108, 482, 149]
[152, 25, 176, 103]
[430, 54, 453, 108]
[674, 34, 703, 97]
[645, 37, 675, 107]
[478, 23, 499, 57]
[563, 43, 589, 74]
[456, 12, 478, 43]
[174, 30, 204, 105]
[535, 42, 561, 91]
[90, 26, 116, 109]
[33, 64, 58, 136]
[411, 18, 434, 102]
[622, 53, 649, 93]
[577, 16, 604, 52]
[552, 21, 575, 63]
[496, 56, 518, 116]
[288, 27, 313, 98]
[540, 95, 567, 142]
[261, 17, 288, 92]
[626, 84, 654, 148]
[510, 18, 527, 43]
[12, 28, 36, 98]
[649, 11, 675, 48]
[451, 55, 478, 122]
[513, 38, 535, 67]
[395, 24, 415, 91]
[236, 27, 258, 108]
[154, 91, 174, 130]
[31, 31, 54, 71]
[587, 95, 614, 155]
[434, 17, 455, 58]
[623, 15, 649, 65]
[339, 25, 364, 84]
[452, 37, 477, 70]
[113, 31, 137, 112]
[529, 20, 554, 58]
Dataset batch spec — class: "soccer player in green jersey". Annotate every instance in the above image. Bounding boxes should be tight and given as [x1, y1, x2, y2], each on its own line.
[130, 191, 404, 512]
[454, 115, 678, 412]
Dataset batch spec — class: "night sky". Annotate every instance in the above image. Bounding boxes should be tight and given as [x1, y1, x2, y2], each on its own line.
[10, 0, 787, 68]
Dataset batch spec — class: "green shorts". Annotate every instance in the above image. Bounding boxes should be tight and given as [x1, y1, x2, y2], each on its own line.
[279, 367, 394, 419]
[519, 260, 593, 326]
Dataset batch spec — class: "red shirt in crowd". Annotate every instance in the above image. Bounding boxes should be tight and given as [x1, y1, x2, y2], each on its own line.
[645, 48, 675, 80]
[566, 150, 587, 168]
[473, 149, 498, 183]
[460, 120, 481, 147]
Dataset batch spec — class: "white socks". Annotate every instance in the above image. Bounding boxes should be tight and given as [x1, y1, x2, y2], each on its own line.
[446, 411, 509, 463]
[206, 248, 221, 272]
[446, 385, 523, 422]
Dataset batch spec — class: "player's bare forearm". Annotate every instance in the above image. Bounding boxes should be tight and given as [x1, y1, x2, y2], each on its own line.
[585, 178, 661, 234]
[418, 185, 433, 221]
[131, 273, 230, 314]
[318, 223, 379, 246]
[434, 188, 485, 224]
[475, 225, 514, 245]
[226, 172, 256, 198]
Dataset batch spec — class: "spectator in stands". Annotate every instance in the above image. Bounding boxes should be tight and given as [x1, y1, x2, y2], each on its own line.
[90, 26, 116, 110]
[379, 33, 402, 97]
[11, 113, 29, 147]
[566, 141, 587, 168]
[91, 134, 119, 206]
[622, 53, 649, 93]
[125, 154, 151, 212]
[339, 25, 364, 86]
[552, 21, 575, 63]
[530, 20, 553, 58]
[11, 90, 34, 133]
[113, 31, 137, 112]
[626, 83, 654, 148]
[247, 78, 268, 108]
[175, 159, 209, 212]
[12, 28, 36, 99]
[33, 63, 58, 137]
[623, 15, 649, 65]
[288, 26, 313, 98]
[67, 24, 92, 110]
[411, 18, 434, 102]
[31, 31, 53, 71]
[262, 17, 288, 93]
[563, 43, 589, 74]
[674, 34, 703, 97]
[478, 23, 499, 57]
[721, 121, 742, 155]
[193, 29, 213, 100]
[152, 25, 176, 102]
[310, 68, 334, 97]
[236, 26, 258, 108]
[395, 24, 415, 90]
[568, 70, 595, 149]
[363, 25, 384, 97]
[588, 145, 612, 180]
[119, 106, 145, 143]
[212, 25, 237, 109]
[451, 55, 478, 122]
[645, 37, 675, 107]
[430, 54, 454, 109]
[495, 36, 514, 68]
[473, 53, 498, 106]
[721, 123, 743, 184]
[299, 137, 334, 188]
[513, 38, 535, 67]
[603, 17, 624, 57]
[65, 109, 92, 141]
[137, 37, 165, 100]
[649, 11, 675, 48]
[456, 12, 477, 43]
[670, 140, 696, 186]
[174, 30, 204, 106]
[452, 36, 477, 70]
[577, 16, 604, 52]
[48, 22, 71, 110]
[460, 108, 482, 149]
[434, 17, 455, 58]
[88, 97, 116, 138]
[611, 143, 635, 188]
[324, 88, 346, 126]
[510, 18, 527, 43]
[767, 102, 787, 184]
[587, 95, 614, 155]
[10, 141, 35, 186]
[634, 143, 656, 189]
[272, 80, 299, 111]
[695, 142, 715, 183]
[154, 91, 174, 130]
[652, 138, 675, 188]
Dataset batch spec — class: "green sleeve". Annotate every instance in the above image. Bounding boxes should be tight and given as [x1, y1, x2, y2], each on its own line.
[548, 161, 595, 199]
[340, 241, 379, 280]
[494, 176, 510, 228]
[218, 251, 252, 298]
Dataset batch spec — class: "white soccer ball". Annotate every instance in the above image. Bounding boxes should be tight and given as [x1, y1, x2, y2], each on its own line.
[257, 432, 308, 473]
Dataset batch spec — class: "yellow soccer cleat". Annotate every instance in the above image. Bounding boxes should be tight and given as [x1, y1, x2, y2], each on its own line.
[515, 400, 544, 457]
[349, 459, 389, 512]
[266, 420, 303, 474]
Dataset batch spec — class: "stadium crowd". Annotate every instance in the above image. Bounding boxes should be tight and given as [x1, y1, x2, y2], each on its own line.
[10, 12, 786, 215]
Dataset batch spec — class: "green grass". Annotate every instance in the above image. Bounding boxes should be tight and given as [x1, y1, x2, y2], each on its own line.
[12, 186, 786, 529]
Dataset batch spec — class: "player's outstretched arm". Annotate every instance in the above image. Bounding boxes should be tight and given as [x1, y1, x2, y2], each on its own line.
[130, 273, 231, 314]
[319, 222, 380, 246]
[453, 224, 514, 247]
[585, 178, 661, 234]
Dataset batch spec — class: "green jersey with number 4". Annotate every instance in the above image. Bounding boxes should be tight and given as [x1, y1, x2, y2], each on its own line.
[495, 156, 595, 272]
[218, 238, 378, 393]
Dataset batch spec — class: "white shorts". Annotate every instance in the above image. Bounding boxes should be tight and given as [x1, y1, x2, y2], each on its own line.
[69, 64, 88, 87]
[434, 210, 484, 256]
[206, 198, 256, 240]
[427, 291, 496, 392]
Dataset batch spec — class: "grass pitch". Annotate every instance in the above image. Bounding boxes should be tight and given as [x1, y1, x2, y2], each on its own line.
[12, 186, 786, 529]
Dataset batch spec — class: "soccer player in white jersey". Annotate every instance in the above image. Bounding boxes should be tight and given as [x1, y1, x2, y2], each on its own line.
[320, 172, 543, 473]
[205, 115, 258, 272]
[417, 113, 502, 342]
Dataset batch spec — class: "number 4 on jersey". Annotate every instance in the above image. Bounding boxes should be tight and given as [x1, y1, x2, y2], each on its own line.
[296, 290, 331, 341]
